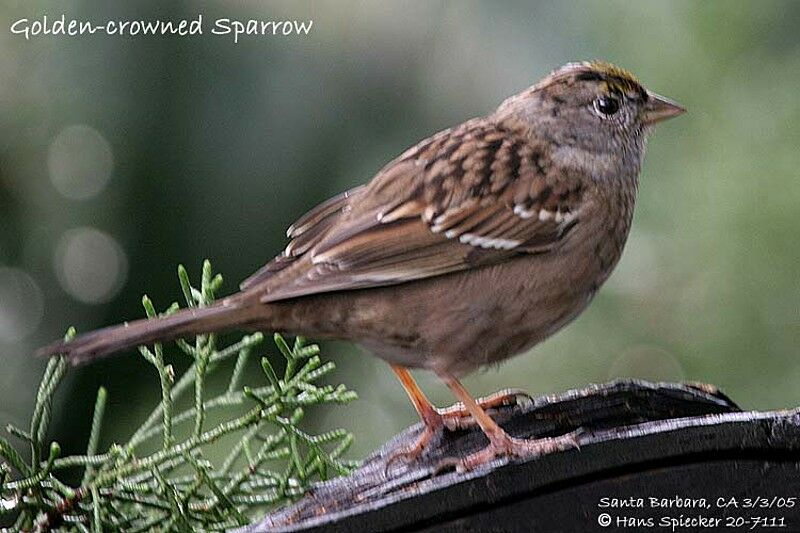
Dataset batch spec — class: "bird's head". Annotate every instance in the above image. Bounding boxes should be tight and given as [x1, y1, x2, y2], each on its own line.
[496, 61, 685, 179]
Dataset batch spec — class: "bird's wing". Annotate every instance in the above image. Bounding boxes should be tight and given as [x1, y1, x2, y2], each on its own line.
[245, 118, 586, 302]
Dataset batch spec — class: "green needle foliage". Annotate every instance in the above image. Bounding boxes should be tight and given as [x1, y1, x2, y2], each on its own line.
[0, 261, 359, 532]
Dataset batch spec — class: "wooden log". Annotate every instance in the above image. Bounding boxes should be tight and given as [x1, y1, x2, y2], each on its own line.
[242, 380, 800, 532]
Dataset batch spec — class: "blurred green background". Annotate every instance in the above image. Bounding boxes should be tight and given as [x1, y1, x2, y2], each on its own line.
[1, 0, 798, 464]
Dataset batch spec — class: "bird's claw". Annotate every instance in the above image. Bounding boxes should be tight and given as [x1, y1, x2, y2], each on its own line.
[446, 427, 587, 473]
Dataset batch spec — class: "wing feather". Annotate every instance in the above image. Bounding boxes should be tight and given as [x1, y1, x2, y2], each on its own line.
[241, 119, 585, 301]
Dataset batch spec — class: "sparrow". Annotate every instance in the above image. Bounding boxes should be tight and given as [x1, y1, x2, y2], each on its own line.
[39, 62, 684, 470]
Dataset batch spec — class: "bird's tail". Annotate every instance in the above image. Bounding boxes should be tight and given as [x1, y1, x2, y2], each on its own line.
[37, 302, 264, 366]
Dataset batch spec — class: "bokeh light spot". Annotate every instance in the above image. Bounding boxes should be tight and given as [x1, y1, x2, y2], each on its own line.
[47, 125, 113, 200]
[0, 267, 44, 342]
[54, 228, 128, 304]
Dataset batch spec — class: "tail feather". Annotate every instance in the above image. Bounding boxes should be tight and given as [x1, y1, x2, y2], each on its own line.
[37, 303, 261, 366]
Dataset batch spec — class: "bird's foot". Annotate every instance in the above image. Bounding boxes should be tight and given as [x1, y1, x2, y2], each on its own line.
[385, 420, 443, 472]
[438, 427, 586, 473]
[385, 389, 530, 472]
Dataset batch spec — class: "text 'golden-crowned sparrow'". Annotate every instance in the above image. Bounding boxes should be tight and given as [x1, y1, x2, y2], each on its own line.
[40, 62, 684, 469]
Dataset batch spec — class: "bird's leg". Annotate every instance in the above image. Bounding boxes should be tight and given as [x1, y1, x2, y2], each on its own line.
[392, 365, 442, 430]
[437, 387, 530, 430]
[438, 373, 583, 472]
[388, 365, 444, 464]
[389, 366, 527, 464]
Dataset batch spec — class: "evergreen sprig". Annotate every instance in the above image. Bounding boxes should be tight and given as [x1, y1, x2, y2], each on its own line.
[0, 261, 358, 532]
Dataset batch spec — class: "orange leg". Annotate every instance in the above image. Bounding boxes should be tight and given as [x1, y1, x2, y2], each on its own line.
[389, 366, 444, 464]
[437, 387, 530, 430]
[438, 373, 583, 471]
[391, 365, 441, 428]
[389, 365, 527, 464]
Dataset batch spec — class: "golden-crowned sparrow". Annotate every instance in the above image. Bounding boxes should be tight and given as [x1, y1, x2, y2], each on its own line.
[39, 62, 684, 469]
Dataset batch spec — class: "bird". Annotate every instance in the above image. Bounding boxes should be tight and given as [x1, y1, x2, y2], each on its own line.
[39, 61, 684, 470]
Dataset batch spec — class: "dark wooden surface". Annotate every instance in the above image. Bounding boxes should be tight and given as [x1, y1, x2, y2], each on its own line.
[242, 380, 800, 532]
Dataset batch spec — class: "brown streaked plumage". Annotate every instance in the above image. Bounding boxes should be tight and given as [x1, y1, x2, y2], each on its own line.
[38, 62, 684, 470]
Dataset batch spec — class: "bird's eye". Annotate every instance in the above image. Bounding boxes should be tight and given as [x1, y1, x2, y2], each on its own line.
[593, 96, 620, 117]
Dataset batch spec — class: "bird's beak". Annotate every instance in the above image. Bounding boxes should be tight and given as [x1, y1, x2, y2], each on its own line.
[643, 92, 685, 125]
